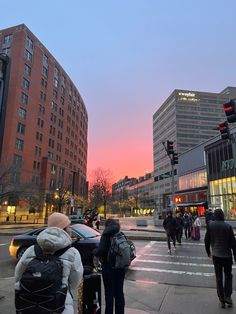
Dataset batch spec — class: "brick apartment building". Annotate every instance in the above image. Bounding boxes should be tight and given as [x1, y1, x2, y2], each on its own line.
[0, 24, 88, 220]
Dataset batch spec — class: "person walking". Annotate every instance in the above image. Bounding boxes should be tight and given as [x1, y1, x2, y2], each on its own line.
[192, 215, 201, 240]
[163, 211, 177, 254]
[94, 218, 125, 314]
[204, 208, 236, 308]
[15, 212, 83, 313]
[205, 208, 214, 225]
[183, 212, 192, 240]
[175, 212, 184, 244]
[95, 212, 101, 230]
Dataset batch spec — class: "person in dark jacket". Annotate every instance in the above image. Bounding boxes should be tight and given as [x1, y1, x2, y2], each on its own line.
[204, 208, 236, 308]
[163, 211, 177, 254]
[94, 218, 125, 314]
[175, 212, 184, 244]
[205, 208, 214, 225]
[183, 212, 192, 240]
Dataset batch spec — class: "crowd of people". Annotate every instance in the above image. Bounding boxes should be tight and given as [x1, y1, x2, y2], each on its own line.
[163, 211, 202, 254]
[13, 208, 236, 313]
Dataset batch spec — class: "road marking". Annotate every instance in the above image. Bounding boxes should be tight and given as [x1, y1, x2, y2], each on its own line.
[130, 267, 215, 277]
[144, 253, 209, 260]
[151, 241, 205, 246]
[150, 244, 204, 249]
[0, 243, 9, 247]
[0, 277, 15, 280]
[134, 259, 213, 268]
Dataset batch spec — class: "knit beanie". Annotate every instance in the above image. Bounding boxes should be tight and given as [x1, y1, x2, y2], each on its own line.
[48, 212, 71, 229]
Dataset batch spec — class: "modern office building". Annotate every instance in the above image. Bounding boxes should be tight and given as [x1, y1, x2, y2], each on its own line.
[0, 24, 88, 221]
[153, 86, 236, 211]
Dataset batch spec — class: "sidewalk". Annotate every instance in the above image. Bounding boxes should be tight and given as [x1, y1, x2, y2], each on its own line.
[0, 277, 235, 313]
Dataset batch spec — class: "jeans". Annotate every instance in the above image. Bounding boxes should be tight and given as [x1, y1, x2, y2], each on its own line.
[212, 256, 233, 302]
[102, 264, 125, 314]
[166, 232, 176, 250]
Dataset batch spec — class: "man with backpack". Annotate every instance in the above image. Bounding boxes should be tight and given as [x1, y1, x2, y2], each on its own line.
[93, 218, 135, 314]
[15, 212, 83, 314]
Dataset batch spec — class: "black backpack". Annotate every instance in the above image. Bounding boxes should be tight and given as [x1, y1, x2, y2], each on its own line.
[15, 244, 70, 314]
[107, 232, 136, 269]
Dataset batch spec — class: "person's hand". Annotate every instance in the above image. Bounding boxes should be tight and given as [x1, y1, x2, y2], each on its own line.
[208, 253, 212, 259]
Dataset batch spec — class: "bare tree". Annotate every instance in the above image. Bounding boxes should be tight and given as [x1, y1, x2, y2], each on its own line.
[89, 168, 113, 219]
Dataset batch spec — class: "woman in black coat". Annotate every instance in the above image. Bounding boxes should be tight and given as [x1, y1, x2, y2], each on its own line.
[94, 218, 125, 314]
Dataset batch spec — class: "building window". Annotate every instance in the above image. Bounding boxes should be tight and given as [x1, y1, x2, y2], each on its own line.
[39, 104, 45, 115]
[43, 54, 48, 67]
[26, 36, 34, 50]
[13, 154, 22, 167]
[54, 67, 59, 78]
[22, 78, 30, 90]
[15, 138, 24, 151]
[48, 151, 53, 160]
[53, 78, 59, 88]
[50, 178, 55, 189]
[17, 122, 25, 134]
[51, 164, 57, 174]
[42, 66, 48, 78]
[37, 118, 44, 128]
[35, 146, 42, 157]
[24, 64, 31, 76]
[2, 47, 11, 55]
[18, 107, 27, 119]
[25, 50, 33, 63]
[3, 34, 13, 45]
[21, 92, 28, 104]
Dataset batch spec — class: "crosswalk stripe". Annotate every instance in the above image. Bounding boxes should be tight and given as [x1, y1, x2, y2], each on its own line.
[0, 243, 9, 247]
[130, 267, 215, 277]
[134, 259, 214, 268]
[143, 253, 209, 260]
[151, 241, 205, 246]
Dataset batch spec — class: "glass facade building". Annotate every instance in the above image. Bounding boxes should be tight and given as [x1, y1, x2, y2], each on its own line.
[205, 137, 236, 219]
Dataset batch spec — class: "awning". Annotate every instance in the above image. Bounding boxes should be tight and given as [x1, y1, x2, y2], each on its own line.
[176, 201, 207, 207]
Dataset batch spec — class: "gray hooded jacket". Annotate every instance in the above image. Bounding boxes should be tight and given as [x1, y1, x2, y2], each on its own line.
[15, 227, 83, 314]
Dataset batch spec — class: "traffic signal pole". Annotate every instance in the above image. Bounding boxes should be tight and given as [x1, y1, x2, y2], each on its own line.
[171, 159, 175, 215]
[162, 141, 177, 216]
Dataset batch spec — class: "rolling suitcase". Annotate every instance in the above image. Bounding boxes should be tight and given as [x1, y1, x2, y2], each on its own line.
[79, 272, 101, 314]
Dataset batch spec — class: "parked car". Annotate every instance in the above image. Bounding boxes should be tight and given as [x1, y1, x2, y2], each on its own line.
[9, 224, 101, 267]
[69, 214, 85, 224]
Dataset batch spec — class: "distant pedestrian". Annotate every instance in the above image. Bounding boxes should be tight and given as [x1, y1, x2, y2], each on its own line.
[204, 208, 236, 308]
[95, 213, 101, 230]
[183, 212, 192, 240]
[94, 218, 126, 314]
[175, 212, 184, 244]
[191, 215, 201, 240]
[205, 208, 214, 225]
[163, 211, 177, 254]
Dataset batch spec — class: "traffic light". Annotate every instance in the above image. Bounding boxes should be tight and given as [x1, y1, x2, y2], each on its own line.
[175, 197, 181, 203]
[173, 153, 178, 164]
[223, 99, 236, 123]
[166, 140, 174, 155]
[218, 121, 230, 140]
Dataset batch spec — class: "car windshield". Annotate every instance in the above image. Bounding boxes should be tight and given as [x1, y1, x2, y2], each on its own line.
[72, 224, 100, 238]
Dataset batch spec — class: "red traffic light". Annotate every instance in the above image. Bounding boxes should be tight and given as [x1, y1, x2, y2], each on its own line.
[173, 152, 178, 164]
[167, 140, 174, 155]
[223, 100, 236, 123]
[218, 121, 230, 140]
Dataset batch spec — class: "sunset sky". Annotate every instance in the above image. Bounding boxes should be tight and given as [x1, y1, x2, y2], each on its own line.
[1, 1, 236, 182]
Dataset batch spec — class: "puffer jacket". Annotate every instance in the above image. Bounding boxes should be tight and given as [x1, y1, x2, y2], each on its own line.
[15, 227, 84, 314]
[93, 224, 120, 265]
[204, 221, 236, 260]
[163, 216, 177, 234]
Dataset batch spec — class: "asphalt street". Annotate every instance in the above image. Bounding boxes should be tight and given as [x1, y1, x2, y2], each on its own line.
[0, 235, 16, 278]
